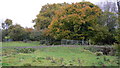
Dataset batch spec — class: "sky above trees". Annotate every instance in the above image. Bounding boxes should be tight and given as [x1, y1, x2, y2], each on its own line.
[0, 0, 115, 28]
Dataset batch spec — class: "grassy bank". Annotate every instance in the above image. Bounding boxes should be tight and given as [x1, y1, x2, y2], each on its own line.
[2, 42, 118, 66]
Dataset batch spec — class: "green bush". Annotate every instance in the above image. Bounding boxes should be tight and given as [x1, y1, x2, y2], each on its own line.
[113, 43, 120, 56]
[16, 48, 35, 53]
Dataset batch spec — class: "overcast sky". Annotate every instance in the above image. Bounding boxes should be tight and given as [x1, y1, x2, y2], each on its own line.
[0, 0, 115, 28]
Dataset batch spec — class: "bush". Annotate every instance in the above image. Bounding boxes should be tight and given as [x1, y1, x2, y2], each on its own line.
[113, 43, 120, 55]
[16, 48, 35, 53]
[95, 52, 103, 56]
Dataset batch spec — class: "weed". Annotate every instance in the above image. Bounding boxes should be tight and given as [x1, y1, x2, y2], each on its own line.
[16, 48, 35, 53]
[95, 52, 103, 56]
[23, 63, 31, 66]
[59, 58, 64, 64]
[98, 61, 104, 65]
[51, 60, 56, 63]
[36, 57, 44, 62]
[46, 56, 52, 60]
[77, 58, 81, 65]
[104, 57, 110, 62]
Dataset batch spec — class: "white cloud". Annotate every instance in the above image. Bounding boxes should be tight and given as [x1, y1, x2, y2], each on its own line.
[0, 0, 111, 28]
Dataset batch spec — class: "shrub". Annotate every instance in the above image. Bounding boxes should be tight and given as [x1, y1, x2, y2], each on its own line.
[113, 43, 120, 56]
[36, 57, 45, 62]
[104, 57, 110, 62]
[16, 48, 35, 53]
[95, 52, 103, 56]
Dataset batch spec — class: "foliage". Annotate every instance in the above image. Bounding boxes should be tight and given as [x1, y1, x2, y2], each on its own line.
[1, 1, 119, 45]
[97, 11, 117, 32]
[16, 48, 35, 53]
[113, 43, 120, 55]
[8, 24, 26, 41]
[92, 24, 116, 45]
[29, 30, 44, 41]
[115, 28, 120, 43]
[2, 19, 13, 29]
[95, 52, 103, 56]
[2, 19, 13, 41]
[33, 3, 68, 30]
[48, 2, 102, 40]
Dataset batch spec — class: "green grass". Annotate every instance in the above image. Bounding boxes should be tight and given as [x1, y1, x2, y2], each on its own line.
[2, 42, 118, 66]
[2, 41, 40, 47]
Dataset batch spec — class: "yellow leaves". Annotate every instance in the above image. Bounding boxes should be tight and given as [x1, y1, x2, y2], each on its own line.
[59, 23, 63, 26]
[24, 28, 33, 32]
[43, 29, 50, 36]
[56, 28, 60, 32]
[48, 17, 58, 29]
[88, 27, 94, 30]
[60, 15, 67, 20]
[44, 2, 102, 40]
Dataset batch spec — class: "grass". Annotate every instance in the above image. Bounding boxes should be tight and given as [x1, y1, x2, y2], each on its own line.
[2, 42, 118, 66]
[2, 41, 40, 47]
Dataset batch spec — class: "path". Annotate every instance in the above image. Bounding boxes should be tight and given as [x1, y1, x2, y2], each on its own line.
[1, 45, 113, 48]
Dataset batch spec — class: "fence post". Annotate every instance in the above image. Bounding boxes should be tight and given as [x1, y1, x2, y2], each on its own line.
[82, 39, 84, 45]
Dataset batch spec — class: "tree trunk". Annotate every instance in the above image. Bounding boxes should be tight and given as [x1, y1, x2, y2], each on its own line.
[117, 1, 120, 15]
[117, 1, 120, 26]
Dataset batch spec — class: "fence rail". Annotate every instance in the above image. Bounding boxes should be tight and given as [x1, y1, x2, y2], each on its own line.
[39, 39, 91, 45]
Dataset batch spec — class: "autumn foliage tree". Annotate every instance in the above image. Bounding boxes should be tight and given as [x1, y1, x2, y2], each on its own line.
[33, 3, 68, 30]
[33, 1, 119, 45]
[48, 2, 102, 40]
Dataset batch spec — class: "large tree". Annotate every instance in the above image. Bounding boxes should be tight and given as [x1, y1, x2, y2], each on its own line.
[48, 2, 102, 40]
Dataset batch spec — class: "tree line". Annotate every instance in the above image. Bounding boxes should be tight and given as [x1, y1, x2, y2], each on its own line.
[1, 1, 120, 45]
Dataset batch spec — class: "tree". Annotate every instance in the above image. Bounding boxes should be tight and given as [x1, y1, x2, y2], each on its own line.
[0, 29, 2, 42]
[23, 27, 34, 40]
[97, 1, 117, 13]
[33, 3, 68, 30]
[92, 24, 116, 45]
[117, 1, 120, 30]
[2, 19, 13, 29]
[115, 0, 120, 43]
[115, 28, 120, 43]
[2, 19, 13, 41]
[8, 24, 26, 41]
[48, 2, 102, 40]
[97, 11, 117, 32]
[94, 1, 118, 45]
[117, 0, 120, 16]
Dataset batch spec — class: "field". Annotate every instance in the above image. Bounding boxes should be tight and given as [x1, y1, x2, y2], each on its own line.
[1, 42, 119, 66]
